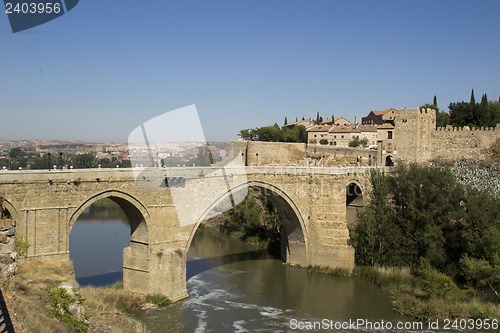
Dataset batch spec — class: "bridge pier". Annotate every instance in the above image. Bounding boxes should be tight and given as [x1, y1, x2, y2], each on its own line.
[148, 248, 188, 302]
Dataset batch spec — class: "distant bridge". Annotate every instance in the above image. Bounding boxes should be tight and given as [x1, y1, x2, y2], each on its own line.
[0, 166, 381, 301]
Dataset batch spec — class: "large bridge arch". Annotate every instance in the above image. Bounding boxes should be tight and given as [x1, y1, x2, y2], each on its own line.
[69, 190, 151, 294]
[68, 189, 150, 230]
[185, 180, 309, 267]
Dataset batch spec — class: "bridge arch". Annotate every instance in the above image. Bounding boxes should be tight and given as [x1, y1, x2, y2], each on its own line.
[69, 190, 151, 293]
[2, 198, 20, 222]
[68, 190, 150, 230]
[345, 180, 365, 230]
[185, 180, 309, 267]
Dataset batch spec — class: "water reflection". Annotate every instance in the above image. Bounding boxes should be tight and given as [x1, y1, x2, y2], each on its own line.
[135, 226, 406, 332]
[69, 199, 130, 286]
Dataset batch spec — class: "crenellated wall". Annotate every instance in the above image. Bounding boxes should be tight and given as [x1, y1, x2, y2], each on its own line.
[431, 125, 499, 161]
[393, 108, 500, 163]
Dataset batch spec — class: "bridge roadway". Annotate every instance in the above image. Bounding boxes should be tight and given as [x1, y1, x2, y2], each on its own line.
[0, 166, 380, 301]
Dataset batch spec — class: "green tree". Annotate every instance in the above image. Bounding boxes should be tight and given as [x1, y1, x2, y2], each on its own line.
[9, 147, 23, 159]
[352, 169, 395, 266]
[470, 89, 476, 105]
[284, 117, 288, 126]
[296, 125, 307, 143]
[316, 112, 320, 124]
[449, 101, 473, 127]
[349, 137, 369, 148]
[349, 137, 361, 147]
[238, 129, 254, 140]
[433, 95, 438, 107]
[319, 138, 329, 145]
[436, 110, 450, 128]
[74, 153, 97, 168]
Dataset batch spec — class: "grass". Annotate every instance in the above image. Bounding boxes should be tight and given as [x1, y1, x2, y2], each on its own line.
[353, 266, 500, 321]
[303, 264, 500, 320]
[5, 257, 152, 333]
[6, 257, 84, 333]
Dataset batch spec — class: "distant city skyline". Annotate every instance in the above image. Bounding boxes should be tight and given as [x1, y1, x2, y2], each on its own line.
[1, 0, 500, 142]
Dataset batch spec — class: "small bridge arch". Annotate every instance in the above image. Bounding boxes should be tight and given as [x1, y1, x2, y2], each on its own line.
[345, 179, 365, 230]
[1, 198, 20, 222]
[69, 190, 151, 293]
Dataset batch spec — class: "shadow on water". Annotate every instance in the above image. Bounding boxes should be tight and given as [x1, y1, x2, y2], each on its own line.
[76, 271, 123, 287]
[186, 249, 268, 280]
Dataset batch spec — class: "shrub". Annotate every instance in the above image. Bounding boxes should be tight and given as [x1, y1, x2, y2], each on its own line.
[15, 236, 30, 258]
[43, 285, 89, 332]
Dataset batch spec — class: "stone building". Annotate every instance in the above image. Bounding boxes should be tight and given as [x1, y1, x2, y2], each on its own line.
[362, 109, 397, 125]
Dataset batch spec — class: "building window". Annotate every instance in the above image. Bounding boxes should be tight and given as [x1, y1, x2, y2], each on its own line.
[333, 141, 337, 146]
[314, 134, 317, 137]
[388, 131, 393, 139]
[341, 135, 344, 139]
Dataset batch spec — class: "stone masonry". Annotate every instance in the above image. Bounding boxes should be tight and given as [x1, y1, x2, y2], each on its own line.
[0, 166, 373, 301]
[393, 108, 500, 163]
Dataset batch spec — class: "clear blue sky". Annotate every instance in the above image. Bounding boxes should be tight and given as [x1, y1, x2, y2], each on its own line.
[1, 0, 500, 142]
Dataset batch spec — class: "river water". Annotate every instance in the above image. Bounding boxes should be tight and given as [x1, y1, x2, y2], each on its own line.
[70, 202, 481, 333]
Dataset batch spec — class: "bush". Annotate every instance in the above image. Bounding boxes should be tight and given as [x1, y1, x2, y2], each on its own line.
[43, 285, 89, 332]
[414, 258, 472, 301]
[15, 236, 30, 258]
[460, 255, 500, 300]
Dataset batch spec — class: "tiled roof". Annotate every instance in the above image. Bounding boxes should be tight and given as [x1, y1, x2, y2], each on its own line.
[329, 126, 356, 133]
[357, 125, 377, 132]
[308, 125, 333, 132]
[377, 123, 395, 129]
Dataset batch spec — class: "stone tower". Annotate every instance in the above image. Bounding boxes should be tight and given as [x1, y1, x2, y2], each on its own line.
[393, 108, 436, 163]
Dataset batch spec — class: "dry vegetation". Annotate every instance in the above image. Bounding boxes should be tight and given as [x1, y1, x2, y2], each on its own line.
[354, 266, 500, 321]
[3, 257, 151, 333]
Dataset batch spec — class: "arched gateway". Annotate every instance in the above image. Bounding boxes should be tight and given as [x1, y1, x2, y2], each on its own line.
[0, 166, 373, 302]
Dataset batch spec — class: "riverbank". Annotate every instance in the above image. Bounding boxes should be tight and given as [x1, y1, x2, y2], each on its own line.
[309, 264, 500, 321]
[3, 257, 168, 333]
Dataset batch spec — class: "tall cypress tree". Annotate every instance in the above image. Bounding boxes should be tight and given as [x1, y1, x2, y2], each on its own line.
[433, 95, 438, 107]
[470, 89, 476, 105]
[316, 112, 320, 124]
[284, 117, 288, 126]
[480, 93, 491, 127]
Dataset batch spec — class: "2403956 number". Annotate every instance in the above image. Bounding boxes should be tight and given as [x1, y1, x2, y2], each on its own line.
[443, 318, 498, 330]
[5, 2, 61, 14]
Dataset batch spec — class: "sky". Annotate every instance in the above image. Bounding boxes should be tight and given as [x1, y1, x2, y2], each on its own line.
[1, 0, 500, 142]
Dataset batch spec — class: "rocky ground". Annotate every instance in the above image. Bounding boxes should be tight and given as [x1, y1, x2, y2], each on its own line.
[0, 218, 154, 333]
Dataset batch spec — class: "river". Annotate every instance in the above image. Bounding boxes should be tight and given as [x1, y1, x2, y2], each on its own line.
[70, 202, 481, 333]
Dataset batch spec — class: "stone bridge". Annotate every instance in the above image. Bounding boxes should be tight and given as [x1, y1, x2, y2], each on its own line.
[0, 166, 379, 301]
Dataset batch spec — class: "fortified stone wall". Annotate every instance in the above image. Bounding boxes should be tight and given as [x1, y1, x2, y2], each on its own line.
[306, 146, 377, 167]
[230, 141, 307, 166]
[229, 141, 378, 166]
[431, 126, 499, 161]
[393, 108, 500, 163]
